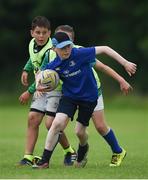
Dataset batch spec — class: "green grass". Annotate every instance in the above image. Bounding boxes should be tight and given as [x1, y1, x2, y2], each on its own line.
[0, 95, 148, 179]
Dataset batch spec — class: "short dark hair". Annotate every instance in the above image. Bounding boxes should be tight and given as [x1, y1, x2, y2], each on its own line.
[31, 16, 51, 30]
[55, 25, 74, 41]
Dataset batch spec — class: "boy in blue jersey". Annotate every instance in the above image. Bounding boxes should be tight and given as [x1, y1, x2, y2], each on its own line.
[18, 17, 76, 166]
[33, 32, 135, 169]
[54, 25, 137, 167]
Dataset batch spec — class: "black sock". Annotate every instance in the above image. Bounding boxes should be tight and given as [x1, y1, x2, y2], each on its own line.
[42, 149, 53, 163]
[77, 143, 89, 162]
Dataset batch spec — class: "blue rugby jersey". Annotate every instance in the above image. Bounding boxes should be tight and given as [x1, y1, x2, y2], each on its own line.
[45, 47, 98, 102]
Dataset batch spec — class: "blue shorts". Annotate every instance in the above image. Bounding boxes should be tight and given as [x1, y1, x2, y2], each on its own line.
[57, 96, 97, 126]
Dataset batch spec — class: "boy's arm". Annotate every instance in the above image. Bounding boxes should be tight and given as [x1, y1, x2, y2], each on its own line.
[95, 46, 137, 76]
[23, 58, 33, 72]
[28, 82, 36, 94]
[19, 82, 36, 104]
[21, 58, 34, 86]
[94, 60, 133, 95]
[19, 56, 46, 104]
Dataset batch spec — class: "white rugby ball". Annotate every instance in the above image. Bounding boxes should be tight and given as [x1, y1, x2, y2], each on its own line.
[39, 69, 59, 91]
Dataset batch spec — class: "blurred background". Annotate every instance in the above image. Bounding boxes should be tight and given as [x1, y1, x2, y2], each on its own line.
[0, 2, 148, 178]
[0, 0, 148, 101]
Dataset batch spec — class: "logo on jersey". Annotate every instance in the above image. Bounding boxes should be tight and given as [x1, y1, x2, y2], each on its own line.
[69, 61, 76, 67]
[63, 70, 69, 74]
[55, 67, 61, 71]
[64, 69, 81, 77]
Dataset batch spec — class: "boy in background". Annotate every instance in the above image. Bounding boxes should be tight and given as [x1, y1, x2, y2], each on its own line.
[18, 16, 76, 166]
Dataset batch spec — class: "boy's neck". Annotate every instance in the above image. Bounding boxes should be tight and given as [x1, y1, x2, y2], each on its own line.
[34, 38, 49, 53]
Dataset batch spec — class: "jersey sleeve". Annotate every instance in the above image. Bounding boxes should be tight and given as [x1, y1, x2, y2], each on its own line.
[23, 58, 33, 72]
[28, 82, 36, 94]
[77, 47, 96, 64]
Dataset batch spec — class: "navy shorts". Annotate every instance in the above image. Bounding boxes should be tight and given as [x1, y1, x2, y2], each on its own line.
[57, 96, 97, 126]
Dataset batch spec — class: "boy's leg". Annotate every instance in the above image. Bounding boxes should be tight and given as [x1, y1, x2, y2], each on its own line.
[59, 132, 77, 165]
[18, 94, 46, 166]
[33, 113, 69, 169]
[92, 109, 126, 166]
[75, 122, 88, 146]
[75, 122, 89, 168]
[18, 111, 44, 166]
[45, 115, 77, 166]
[46, 95, 76, 165]
[74, 100, 97, 168]
[46, 116, 75, 155]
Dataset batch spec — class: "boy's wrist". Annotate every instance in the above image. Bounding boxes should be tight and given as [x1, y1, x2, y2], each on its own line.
[118, 77, 125, 84]
[28, 88, 35, 94]
[122, 60, 128, 67]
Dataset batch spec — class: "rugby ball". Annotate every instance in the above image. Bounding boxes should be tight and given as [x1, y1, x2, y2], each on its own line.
[38, 69, 59, 91]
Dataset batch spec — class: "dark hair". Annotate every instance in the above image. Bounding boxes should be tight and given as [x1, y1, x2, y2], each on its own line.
[31, 16, 51, 30]
[55, 25, 74, 41]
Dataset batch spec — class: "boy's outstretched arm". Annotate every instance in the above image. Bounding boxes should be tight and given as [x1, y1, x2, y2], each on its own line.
[95, 46, 137, 76]
[94, 60, 133, 95]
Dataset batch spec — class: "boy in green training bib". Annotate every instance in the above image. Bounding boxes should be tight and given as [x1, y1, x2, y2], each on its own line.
[18, 16, 76, 166]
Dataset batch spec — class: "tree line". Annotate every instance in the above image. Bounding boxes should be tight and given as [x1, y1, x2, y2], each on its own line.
[0, 0, 148, 94]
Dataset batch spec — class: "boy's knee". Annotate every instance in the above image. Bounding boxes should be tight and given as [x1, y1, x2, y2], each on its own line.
[28, 113, 42, 128]
[52, 113, 68, 131]
[52, 119, 65, 132]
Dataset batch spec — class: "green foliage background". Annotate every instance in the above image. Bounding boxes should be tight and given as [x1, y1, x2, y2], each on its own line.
[0, 1, 148, 178]
[0, 0, 148, 95]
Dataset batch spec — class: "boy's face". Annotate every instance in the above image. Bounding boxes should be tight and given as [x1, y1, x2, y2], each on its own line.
[55, 45, 72, 60]
[31, 26, 51, 46]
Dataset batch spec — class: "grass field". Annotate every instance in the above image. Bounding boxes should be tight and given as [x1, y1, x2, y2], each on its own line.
[0, 95, 148, 179]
